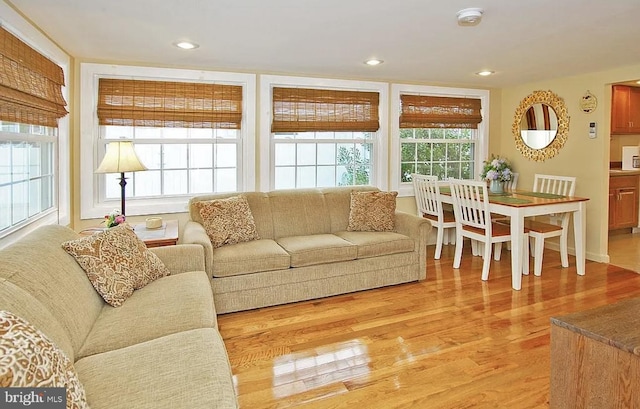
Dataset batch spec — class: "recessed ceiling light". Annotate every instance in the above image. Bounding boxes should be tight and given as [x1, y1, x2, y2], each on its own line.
[365, 59, 384, 66]
[174, 41, 199, 50]
[476, 70, 495, 76]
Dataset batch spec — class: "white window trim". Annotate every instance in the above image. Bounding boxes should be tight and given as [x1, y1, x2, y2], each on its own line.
[259, 75, 389, 192]
[79, 63, 256, 220]
[0, 5, 71, 249]
[390, 84, 490, 197]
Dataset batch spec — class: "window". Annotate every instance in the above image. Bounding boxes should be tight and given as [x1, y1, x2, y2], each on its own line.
[0, 22, 70, 246]
[260, 76, 388, 191]
[80, 64, 256, 219]
[391, 84, 489, 196]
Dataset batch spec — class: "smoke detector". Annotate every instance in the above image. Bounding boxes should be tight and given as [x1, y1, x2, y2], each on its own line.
[457, 8, 483, 26]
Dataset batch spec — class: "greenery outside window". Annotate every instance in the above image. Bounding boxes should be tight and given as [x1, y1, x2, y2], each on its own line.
[390, 84, 489, 196]
[262, 77, 388, 191]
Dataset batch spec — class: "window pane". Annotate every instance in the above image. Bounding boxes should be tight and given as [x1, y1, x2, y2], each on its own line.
[317, 144, 336, 165]
[275, 144, 296, 166]
[135, 127, 162, 139]
[275, 167, 295, 189]
[12, 181, 28, 224]
[29, 179, 41, 217]
[215, 168, 237, 192]
[297, 144, 316, 166]
[0, 185, 10, 230]
[163, 170, 188, 195]
[12, 142, 29, 183]
[135, 144, 162, 169]
[401, 143, 415, 161]
[317, 166, 335, 187]
[133, 170, 161, 197]
[297, 166, 316, 188]
[163, 144, 187, 169]
[401, 163, 414, 182]
[190, 144, 213, 168]
[105, 126, 133, 139]
[190, 169, 213, 194]
[0, 142, 10, 184]
[216, 144, 236, 168]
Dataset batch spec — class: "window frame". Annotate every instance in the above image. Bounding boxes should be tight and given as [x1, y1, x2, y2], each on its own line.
[259, 75, 388, 191]
[0, 5, 70, 249]
[79, 63, 256, 219]
[390, 84, 490, 197]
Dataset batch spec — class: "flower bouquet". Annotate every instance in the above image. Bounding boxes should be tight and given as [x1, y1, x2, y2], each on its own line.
[481, 155, 513, 182]
[104, 209, 125, 228]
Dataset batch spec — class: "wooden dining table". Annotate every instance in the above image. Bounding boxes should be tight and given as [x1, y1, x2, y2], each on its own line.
[438, 185, 590, 290]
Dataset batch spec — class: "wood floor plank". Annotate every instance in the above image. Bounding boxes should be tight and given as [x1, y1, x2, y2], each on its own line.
[220, 244, 640, 408]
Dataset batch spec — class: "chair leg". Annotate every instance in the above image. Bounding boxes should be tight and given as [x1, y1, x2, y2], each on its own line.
[533, 236, 544, 276]
[522, 235, 530, 276]
[434, 226, 444, 260]
[481, 239, 492, 281]
[494, 243, 502, 261]
[559, 230, 569, 268]
[453, 231, 464, 269]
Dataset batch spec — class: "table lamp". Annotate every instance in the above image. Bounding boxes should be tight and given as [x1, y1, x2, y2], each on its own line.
[95, 141, 147, 216]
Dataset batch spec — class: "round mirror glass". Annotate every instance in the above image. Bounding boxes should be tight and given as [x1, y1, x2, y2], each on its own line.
[519, 103, 558, 149]
[512, 90, 569, 162]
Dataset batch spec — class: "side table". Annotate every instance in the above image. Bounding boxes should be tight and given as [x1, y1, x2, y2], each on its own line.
[131, 220, 179, 248]
[79, 220, 179, 248]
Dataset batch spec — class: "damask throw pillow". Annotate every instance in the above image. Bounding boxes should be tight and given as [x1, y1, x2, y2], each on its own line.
[62, 224, 170, 307]
[194, 195, 260, 249]
[0, 310, 89, 409]
[347, 191, 398, 232]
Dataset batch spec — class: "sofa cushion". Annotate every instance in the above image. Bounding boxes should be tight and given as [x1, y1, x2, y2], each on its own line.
[212, 239, 290, 278]
[0, 310, 89, 409]
[0, 225, 105, 358]
[62, 225, 170, 307]
[347, 191, 398, 232]
[194, 195, 260, 248]
[334, 231, 415, 259]
[77, 272, 216, 358]
[75, 328, 238, 409]
[276, 234, 357, 267]
[268, 189, 331, 238]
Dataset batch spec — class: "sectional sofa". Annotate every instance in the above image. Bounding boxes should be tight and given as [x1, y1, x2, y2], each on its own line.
[183, 186, 432, 313]
[0, 225, 238, 409]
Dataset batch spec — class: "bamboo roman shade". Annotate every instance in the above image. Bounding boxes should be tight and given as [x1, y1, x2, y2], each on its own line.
[271, 87, 380, 132]
[97, 78, 243, 129]
[0, 27, 68, 127]
[400, 95, 482, 129]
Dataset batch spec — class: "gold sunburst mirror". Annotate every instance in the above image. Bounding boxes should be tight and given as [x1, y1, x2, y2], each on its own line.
[512, 90, 570, 162]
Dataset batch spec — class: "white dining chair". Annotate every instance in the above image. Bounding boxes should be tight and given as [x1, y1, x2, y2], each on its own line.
[412, 174, 456, 259]
[449, 179, 529, 281]
[526, 174, 577, 276]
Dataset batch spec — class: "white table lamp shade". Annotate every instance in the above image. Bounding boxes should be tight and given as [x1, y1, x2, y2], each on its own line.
[96, 141, 147, 173]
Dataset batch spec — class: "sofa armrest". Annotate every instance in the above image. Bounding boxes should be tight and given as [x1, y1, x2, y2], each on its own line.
[149, 244, 205, 275]
[182, 220, 214, 276]
[394, 210, 432, 280]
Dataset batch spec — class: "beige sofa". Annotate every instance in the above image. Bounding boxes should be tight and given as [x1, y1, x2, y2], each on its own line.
[183, 186, 432, 314]
[0, 225, 238, 409]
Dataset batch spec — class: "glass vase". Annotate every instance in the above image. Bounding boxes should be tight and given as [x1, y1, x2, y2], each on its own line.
[489, 179, 504, 194]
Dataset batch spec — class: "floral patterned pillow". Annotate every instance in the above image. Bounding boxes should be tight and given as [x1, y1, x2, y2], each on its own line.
[0, 310, 89, 409]
[194, 195, 260, 249]
[62, 224, 170, 307]
[347, 191, 398, 232]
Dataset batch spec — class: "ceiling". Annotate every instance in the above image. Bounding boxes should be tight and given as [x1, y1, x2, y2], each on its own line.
[6, 0, 640, 88]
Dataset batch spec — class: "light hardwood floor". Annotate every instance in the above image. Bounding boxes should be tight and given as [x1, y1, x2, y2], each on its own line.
[608, 231, 640, 273]
[219, 244, 640, 408]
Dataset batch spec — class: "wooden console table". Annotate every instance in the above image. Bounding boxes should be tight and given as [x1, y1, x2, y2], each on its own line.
[550, 298, 640, 408]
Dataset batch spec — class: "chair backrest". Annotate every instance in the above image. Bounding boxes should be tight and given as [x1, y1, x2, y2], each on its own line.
[533, 174, 576, 196]
[412, 174, 443, 220]
[449, 179, 491, 233]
